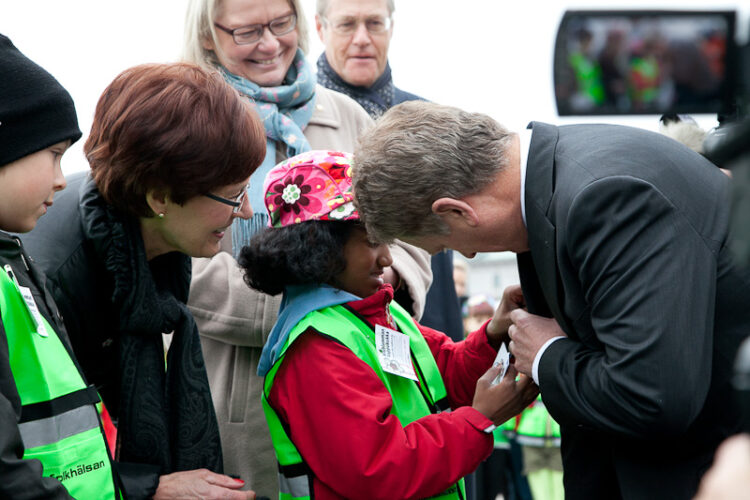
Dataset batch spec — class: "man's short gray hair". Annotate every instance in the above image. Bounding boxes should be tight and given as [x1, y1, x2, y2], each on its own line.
[353, 101, 514, 243]
[316, 0, 395, 18]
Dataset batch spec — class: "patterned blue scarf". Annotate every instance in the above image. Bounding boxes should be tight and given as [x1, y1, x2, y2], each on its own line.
[219, 49, 316, 256]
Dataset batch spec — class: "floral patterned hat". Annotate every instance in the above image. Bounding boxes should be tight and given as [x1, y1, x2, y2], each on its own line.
[263, 150, 359, 227]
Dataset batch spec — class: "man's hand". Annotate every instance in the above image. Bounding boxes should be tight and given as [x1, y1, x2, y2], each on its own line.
[154, 470, 256, 500]
[508, 309, 566, 377]
[486, 284, 525, 347]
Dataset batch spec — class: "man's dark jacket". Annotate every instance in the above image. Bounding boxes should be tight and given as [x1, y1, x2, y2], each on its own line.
[519, 122, 750, 499]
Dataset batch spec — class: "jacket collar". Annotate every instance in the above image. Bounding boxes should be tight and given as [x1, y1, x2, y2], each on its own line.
[521, 122, 573, 334]
[306, 85, 342, 129]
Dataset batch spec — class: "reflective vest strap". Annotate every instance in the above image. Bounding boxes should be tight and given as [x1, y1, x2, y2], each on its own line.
[20, 404, 100, 449]
[278, 461, 311, 477]
[278, 461, 312, 499]
[20, 385, 100, 423]
[279, 473, 311, 499]
[434, 397, 451, 413]
[514, 435, 562, 447]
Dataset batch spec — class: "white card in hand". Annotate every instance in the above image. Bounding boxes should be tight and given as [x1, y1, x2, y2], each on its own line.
[491, 343, 510, 386]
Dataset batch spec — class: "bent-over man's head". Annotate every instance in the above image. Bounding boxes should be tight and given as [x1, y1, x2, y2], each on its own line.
[353, 101, 515, 250]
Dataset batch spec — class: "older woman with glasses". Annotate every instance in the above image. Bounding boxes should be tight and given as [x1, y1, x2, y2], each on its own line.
[181, 0, 432, 496]
[22, 63, 265, 500]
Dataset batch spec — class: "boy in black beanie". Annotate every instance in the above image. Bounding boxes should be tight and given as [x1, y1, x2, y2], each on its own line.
[0, 34, 121, 499]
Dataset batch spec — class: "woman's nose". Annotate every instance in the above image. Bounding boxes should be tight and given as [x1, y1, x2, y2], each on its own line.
[257, 27, 281, 50]
[235, 198, 253, 220]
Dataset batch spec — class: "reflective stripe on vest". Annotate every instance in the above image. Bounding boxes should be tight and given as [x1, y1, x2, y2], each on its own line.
[0, 267, 118, 499]
[263, 300, 465, 500]
[514, 395, 561, 448]
[279, 473, 310, 498]
[20, 403, 99, 449]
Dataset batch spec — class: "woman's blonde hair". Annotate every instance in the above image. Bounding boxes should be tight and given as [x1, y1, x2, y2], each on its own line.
[182, 0, 309, 71]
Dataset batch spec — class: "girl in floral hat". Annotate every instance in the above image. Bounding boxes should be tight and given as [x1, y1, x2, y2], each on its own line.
[240, 150, 538, 500]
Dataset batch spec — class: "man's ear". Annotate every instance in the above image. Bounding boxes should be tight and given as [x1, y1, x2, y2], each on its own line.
[315, 14, 325, 42]
[146, 190, 169, 217]
[431, 198, 479, 227]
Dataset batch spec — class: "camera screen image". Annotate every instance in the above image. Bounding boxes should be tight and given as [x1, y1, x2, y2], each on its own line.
[554, 10, 737, 116]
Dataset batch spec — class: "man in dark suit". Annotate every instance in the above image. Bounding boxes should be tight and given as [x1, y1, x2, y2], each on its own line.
[352, 101, 750, 499]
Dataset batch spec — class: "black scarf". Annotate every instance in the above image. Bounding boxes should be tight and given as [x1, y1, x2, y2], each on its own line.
[79, 179, 223, 473]
[316, 52, 394, 119]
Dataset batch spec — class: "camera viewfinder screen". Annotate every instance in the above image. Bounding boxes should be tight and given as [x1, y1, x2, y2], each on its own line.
[554, 10, 736, 115]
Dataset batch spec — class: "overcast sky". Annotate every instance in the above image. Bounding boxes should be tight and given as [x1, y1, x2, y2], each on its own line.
[2, 0, 748, 174]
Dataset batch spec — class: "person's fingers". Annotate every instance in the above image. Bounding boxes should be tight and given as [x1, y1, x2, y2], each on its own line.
[502, 363, 518, 383]
[481, 362, 502, 383]
[510, 308, 529, 323]
[203, 472, 246, 490]
[225, 490, 256, 500]
[516, 373, 533, 389]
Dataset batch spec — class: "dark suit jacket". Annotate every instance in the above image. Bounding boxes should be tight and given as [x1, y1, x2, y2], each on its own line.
[519, 122, 750, 499]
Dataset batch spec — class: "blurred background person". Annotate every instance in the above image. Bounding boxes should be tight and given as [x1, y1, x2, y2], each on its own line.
[464, 294, 497, 335]
[315, 0, 465, 342]
[21, 62, 265, 500]
[182, 0, 431, 496]
[454, 259, 468, 304]
[512, 397, 563, 500]
[597, 29, 629, 110]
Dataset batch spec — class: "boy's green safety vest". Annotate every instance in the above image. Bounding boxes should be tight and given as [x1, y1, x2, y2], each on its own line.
[262, 301, 466, 500]
[0, 266, 118, 499]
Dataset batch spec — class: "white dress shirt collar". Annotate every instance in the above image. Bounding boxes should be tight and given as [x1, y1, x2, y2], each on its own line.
[518, 128, 532, 228]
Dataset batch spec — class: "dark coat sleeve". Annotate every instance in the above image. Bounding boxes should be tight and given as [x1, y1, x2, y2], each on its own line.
[538, 176, 720, 437]
[0, 316, 74, 500]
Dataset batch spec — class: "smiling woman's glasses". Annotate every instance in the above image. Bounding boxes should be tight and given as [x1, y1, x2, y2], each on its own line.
[204, 185, 249, 214]
[214, 13, 297, 45]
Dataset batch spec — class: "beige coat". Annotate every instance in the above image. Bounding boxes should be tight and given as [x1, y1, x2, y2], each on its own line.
[188, 85, 431, 497]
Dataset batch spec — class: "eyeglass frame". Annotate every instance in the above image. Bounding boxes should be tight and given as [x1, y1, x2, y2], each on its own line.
[321, 15, 393, 36]
[213, 13, 297, 45]
[204, 185, 249, 214]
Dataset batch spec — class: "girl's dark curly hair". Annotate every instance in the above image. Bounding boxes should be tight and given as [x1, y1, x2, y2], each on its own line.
[238, 220, 360, 295]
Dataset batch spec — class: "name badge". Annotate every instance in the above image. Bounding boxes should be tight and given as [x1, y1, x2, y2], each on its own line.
[375, 324, 417, 381]
[491, 343, 510, 386]
[18, 285, 49, 338]
[4, 265, 48, 337]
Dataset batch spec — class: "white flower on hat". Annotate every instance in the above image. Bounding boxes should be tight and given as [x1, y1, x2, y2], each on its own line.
[328, 202, 356, 220]
[282, 184, 301, 204]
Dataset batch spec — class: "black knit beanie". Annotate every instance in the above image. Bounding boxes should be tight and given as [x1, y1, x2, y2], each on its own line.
[0, 33, 82, 167]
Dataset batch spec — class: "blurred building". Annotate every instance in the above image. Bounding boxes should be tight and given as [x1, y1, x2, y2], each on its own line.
[457, 252, 520, 300]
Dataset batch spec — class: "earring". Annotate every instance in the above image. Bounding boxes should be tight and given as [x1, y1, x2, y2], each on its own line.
[158, 213, 165, 219]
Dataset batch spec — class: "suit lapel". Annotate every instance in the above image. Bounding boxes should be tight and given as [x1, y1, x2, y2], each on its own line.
[520, 122, 574, 335]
